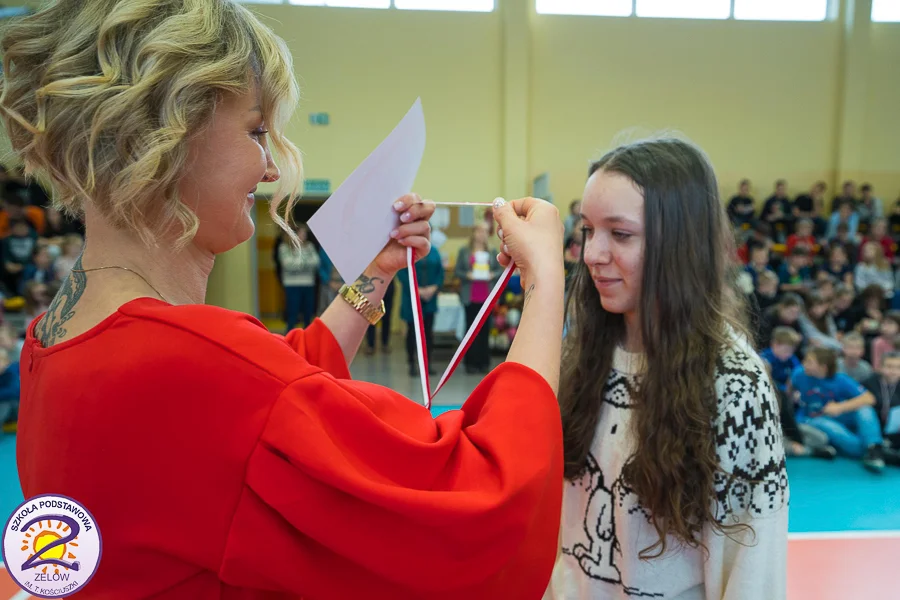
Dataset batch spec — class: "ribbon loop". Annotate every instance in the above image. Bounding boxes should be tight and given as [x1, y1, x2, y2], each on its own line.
[407, 247, 514, 409]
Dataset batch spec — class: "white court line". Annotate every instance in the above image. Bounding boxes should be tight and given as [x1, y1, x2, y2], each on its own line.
[11, 590, 31, 600]
[788, 530, 900, 540]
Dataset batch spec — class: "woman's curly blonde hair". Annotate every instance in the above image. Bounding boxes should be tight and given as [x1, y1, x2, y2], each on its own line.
[0, 0, 303, 247]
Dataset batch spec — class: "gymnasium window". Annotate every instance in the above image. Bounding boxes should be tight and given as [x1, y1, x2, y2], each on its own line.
[243, 0, 495, 10]
[287, 0, 390, 7]
[872, 0, 900, 22]
[635, 0, 730, 19]
[535, 0, 633, 17]
[733, 0, 828, 21]
[394, 0, 494, 11]
[537, 0, 835, 21]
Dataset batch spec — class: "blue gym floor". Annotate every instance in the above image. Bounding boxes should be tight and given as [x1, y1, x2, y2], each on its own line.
[3, 407, 900, 534]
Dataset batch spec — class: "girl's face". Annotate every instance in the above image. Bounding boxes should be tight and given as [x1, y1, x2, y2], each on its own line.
[296, 225, 309, 243]
[580, 170, 645, 318]
[881, 319, 899, 337]
[798, 223, 813, 237]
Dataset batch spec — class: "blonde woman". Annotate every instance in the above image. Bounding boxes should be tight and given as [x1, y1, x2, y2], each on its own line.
[2, 2, 568, 598]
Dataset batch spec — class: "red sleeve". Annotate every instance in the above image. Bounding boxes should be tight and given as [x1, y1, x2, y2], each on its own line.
[220, 362, 563, 600]
[280, 318, 351, 380]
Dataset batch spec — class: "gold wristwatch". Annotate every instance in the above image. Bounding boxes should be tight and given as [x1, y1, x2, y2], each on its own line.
[338, 284, 386, 325]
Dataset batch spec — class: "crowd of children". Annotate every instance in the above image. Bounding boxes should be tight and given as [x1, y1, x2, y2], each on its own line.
[0, 168, 84, 434]
[739, 178, 900, 472]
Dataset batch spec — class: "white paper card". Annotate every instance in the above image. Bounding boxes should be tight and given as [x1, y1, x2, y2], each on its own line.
[307, 99, 426, 284]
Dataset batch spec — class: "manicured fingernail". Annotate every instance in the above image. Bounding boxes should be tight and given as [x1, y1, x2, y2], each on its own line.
[391, 229, 399, 238]
[394, 201, 405, 211]
[493, 197, 506, 209]
[401, 212, 412, 222]
[498, 228, 504, 239]
[503, 244, 509, 254]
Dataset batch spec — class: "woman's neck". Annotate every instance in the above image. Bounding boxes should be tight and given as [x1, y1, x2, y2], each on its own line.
[81, 209, 214, 305]
[623, 311, 643, 353]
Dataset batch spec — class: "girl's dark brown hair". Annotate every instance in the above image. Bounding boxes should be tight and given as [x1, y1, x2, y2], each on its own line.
[805, 291, 831, 334]
[561, 138, 750, 559]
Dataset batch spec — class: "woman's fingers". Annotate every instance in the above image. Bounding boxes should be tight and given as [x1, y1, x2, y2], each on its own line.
[391, 220, 431, 240]
[398, 235, 431, 260]
[394, 196, 435, 224]
[392, 193, 421, 213]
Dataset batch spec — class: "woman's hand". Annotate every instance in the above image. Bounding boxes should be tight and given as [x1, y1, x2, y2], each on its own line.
[370, 194, 435, 278]
[492, 197, 563, 288]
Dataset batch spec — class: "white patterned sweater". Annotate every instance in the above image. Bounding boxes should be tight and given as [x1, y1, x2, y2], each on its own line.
[545, 335, 789, 600]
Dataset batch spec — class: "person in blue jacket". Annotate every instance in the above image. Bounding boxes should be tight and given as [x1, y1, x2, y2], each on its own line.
[399, 246, 444, 377]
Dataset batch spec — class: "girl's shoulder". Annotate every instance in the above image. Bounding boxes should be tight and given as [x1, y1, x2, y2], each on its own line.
[713, 331, 789, 519]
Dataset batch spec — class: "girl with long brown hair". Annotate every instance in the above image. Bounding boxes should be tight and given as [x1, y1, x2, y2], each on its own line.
[546, 139, 789, 600]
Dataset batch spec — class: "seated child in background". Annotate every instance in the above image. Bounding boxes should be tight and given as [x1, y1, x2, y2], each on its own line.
[832, 285, 858, 333]
[799, 291, 842, 352]
[792, 347, 886, 472]
[54, 233, 84, 279]
[816, 274, 837, 302]
[761, 328, 835, 459]
[863, 352, 900, 464]
[870, 311, 900, 371]
[839, 332, 874, 383]
[755, 270, 780, 314]
[748, 270, 780, 335]
[831, 223, 859, 265]
[860, 217, 895, 264]
[20, 245, 57, 295]
[758, 292, 806, 352]
[822, 245, 854, 288]
[787, 218, 817, 256]
[0, 346, 19, 432]
[778, 246, 813, 294]
[0, 324, 22, 363]
[737, 221, 774, 265]
[761, 327, 802, 393]
[744, 244, 775, 288]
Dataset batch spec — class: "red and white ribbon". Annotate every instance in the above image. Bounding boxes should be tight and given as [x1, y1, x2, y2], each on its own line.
[407, 247, 515, 409]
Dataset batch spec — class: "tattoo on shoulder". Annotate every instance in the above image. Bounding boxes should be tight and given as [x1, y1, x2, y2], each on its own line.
[523, 283, 535, 308]
[36, 255, 86, 347]
[353, 274, 384, 294]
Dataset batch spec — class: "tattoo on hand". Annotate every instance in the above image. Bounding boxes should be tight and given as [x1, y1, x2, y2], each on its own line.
[523, 284, 535, 308]
[353, 274, 384, 294]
